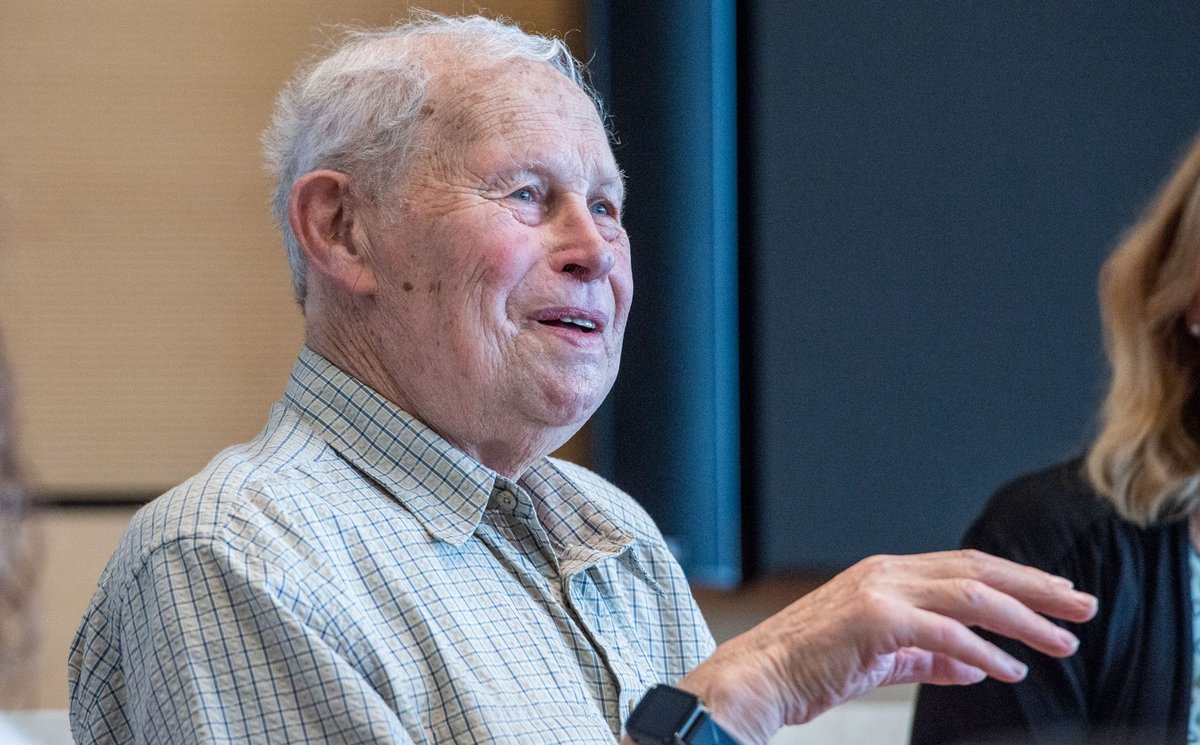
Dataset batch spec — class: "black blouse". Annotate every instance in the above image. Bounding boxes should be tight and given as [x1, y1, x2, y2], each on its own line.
[909, 458, 1192, 745]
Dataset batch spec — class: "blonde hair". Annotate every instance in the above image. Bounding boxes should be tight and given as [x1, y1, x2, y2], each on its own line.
[1087, 131, 1200, 525]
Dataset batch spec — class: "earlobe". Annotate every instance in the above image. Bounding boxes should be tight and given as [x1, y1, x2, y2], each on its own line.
[288, 170, 377, 296]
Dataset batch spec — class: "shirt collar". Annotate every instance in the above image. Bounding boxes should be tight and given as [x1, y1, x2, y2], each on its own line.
[284, 347, 495, 546]
[284, 347, 639, 562]
[517, 460, 635, 573]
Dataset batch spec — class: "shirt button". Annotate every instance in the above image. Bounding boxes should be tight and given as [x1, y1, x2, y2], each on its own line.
[498, 490, 517, 510]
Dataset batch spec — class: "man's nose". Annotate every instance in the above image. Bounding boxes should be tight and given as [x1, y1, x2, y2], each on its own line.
[549, 197, 616, 281]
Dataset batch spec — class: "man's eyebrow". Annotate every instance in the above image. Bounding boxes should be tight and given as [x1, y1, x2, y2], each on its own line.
[591, 166, 626, 198]
[601, 176, 626, 205]
[505, 158, 626, 200]
[490, 159, 538, 178]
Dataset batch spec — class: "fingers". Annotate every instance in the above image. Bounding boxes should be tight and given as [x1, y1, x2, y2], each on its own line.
[961, 550, 1097, 623]
[899, 549, 1098, 624]
[857, 549, 1097, 687]
[916, 577, 1080, 658]
[701, 548, 1098, 728]
[901, 608, 1030, 683]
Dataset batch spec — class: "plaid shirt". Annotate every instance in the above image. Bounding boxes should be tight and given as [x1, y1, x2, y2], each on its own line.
[69, 348, 715, 744]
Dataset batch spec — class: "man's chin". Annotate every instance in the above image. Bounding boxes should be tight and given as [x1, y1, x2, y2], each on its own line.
[529, 388, 606, 432]
[542, 374, 614, 415]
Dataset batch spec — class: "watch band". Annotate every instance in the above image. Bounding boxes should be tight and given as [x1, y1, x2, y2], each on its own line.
[625, 684, 742, 745]
[683, 712, 741, 745]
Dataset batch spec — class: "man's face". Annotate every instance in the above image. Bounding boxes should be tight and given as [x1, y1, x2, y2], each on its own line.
[360, 57, 631, 461]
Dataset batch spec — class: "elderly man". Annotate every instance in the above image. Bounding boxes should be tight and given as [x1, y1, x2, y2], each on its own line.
[69, 15, 1095, 745]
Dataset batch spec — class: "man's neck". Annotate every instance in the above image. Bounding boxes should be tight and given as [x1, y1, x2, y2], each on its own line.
[303, 327, 574, 481]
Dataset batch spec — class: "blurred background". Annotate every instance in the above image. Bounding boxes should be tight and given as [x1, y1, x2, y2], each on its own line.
[3, 0, 1200, 713]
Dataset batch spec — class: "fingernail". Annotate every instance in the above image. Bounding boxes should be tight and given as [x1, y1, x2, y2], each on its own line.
[1009, 660, 1028, 681]
[1058, 629, 1080, 653]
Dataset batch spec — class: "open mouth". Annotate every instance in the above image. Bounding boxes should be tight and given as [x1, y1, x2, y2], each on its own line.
[539, 316, 599, 333]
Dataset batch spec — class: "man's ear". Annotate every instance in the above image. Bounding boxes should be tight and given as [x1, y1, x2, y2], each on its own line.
[288, 170, 377, 296]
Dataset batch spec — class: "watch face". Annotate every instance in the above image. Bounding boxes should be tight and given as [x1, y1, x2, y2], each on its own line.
[627, 685, 702, 742]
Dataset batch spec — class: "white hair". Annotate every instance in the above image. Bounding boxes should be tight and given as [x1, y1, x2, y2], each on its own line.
[262, 13, 603, 305]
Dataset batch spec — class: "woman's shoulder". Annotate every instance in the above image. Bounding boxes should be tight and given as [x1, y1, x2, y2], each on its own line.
[964, 457, 1125, 570]
[980, 457, 1108, 522]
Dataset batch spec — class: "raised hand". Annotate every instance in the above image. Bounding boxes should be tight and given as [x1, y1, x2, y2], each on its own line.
[677, 549, 1098, 745]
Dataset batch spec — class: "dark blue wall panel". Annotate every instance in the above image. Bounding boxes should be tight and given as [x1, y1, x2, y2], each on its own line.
[744, 2, 1200, 571]
[589, 1, 741, 585]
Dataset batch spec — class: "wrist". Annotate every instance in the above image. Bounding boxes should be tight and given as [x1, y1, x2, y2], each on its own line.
[677, 641, 796, 745]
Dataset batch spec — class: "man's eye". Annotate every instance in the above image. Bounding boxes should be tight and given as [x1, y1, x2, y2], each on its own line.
[590, 201, 613, 216]
[511, 188, 535, 202]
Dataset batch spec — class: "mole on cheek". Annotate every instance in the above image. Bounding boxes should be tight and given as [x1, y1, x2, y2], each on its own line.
[402, 281, 414, 292]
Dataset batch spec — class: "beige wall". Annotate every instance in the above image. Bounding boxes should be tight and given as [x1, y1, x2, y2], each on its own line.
[2, 0, 586, 711]
[0, 0, 589, 498]
[25, 507, 138, 710]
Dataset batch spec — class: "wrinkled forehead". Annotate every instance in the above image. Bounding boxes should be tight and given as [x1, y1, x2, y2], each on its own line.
[414, 40, 598, 120]
[417, 51, 619, 177]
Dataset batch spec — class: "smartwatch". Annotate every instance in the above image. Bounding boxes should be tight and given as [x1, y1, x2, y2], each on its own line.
[625, 684, 742, 745]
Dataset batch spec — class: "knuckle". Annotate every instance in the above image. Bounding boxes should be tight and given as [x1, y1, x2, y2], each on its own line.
[858, 588, 899, 622]
[856, 553, 897, 577]
[956, 548, 990, 575]
[953, 577, 988, 609]
[854, 554, 882, 573]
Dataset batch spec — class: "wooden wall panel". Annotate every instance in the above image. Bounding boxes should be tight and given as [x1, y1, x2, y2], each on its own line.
[0, 1, 588, 495]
